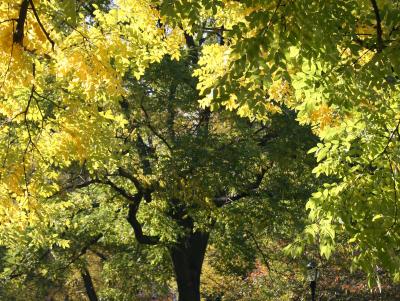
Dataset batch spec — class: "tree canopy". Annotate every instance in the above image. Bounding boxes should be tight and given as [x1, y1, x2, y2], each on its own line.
[0, 0, 400, 300]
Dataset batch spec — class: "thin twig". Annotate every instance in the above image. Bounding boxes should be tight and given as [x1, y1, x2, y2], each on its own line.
[246, 229, 273, 280]
[140, 102, 173, 151]
[266, 0, 283, 29]
[0, 18, 18, 25]
[371, 119, 400, 163]
[388, 159, 398, 230]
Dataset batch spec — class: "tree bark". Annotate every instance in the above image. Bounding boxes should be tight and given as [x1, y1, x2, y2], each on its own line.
[170, 231, 209, 301]
[14, 0, 29, 45]
[81, 267, 98, 301]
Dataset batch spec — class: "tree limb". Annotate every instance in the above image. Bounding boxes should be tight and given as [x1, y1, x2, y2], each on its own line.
[140, 103, 173, 150]
[104, 178, 140, 203]
[184, 32, 199, 64]
[370, 0, 384, 52]
[13, 0, 29, 45]
[28, 0, 55, 50]
[127, 202, 159, 245]
[117, 167, 143, 192]
[81, 267, 99, 301]
[47, 178, 102, 199]
[48, 174, 159, 245]
[101, 178, 159, 244]
[214, 168, 267, 207]
[62, 234, 103, 270]
[246, 229, 273, 277]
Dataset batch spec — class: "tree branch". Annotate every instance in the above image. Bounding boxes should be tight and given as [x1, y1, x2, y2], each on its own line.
[104, 178, 141, 203]
[184, 32, 199, 64]
[81, 267, 99, 301]
[388, 159, 398, 230]
[370, 0, 384, 52]
[47, 178, 103, 199]
[246, 229, 273, 277]
[127, 202, 159, 245]
[371, 119, 400, 164]
[196, 107, 211, 137]
[13, 0, 29, 45]
[140, 103, 173, 150]
[28, 0, 55, 50]
[62, 234, 103, 270]
[48, 174, 158, 245]
[7, 234, 102, 280]
[214, 168, 267, 207]
[99, 178, 159, 245]
[167, 82, 177, 143]
[117, 167, 143, 192]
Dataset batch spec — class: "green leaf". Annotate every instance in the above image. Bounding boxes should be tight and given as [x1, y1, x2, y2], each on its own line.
[61, 0, 76, 26]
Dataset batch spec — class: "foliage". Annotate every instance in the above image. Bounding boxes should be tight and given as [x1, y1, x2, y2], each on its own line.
[1, 0, 400, 299]
[153, 0, 400, 282]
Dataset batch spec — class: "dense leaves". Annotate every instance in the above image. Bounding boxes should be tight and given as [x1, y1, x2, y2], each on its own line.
[0, 0, 400, 300]
[154, 0, 400, 282]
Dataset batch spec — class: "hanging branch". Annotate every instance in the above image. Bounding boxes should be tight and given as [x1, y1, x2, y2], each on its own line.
[28, 0, 55, 50]
[246, 229, 273, 278]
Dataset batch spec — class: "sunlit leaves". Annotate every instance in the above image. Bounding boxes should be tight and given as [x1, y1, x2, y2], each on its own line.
[1, 0, 400, 289]
[154, 0, 400, 282]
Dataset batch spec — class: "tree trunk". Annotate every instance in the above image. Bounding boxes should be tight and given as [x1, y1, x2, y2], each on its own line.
[170, 231, 209, 301]
[81, 267, 98, 301]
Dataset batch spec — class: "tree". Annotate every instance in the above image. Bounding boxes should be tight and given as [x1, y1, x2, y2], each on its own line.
[0, 2, 318, 299]
[153, 0, 400, 282]
[1, 0, 399, 299]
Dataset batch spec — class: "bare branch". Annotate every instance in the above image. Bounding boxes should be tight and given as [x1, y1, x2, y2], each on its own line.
[0, 18, 18, 25]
